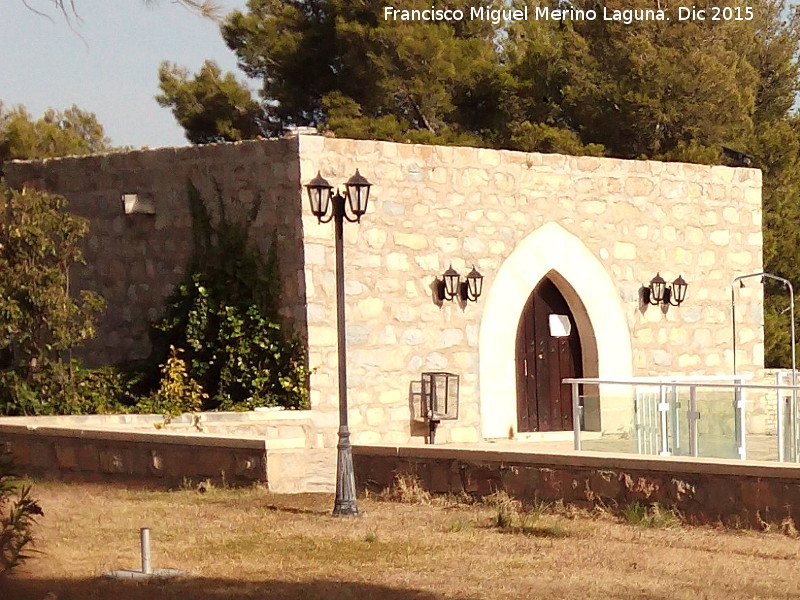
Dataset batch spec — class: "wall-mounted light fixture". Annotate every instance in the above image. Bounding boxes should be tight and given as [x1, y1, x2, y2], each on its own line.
[419, 372, 459, 445]
[437, 265, 484, 303]
[121, 193, 156, 215]
[642, 272, 688, 307]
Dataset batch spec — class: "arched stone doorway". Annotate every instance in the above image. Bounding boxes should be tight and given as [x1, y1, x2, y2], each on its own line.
[478, 222, 633, 439]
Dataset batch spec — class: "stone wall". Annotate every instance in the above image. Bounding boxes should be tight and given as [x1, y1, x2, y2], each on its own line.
[3, 136, 766, 446]
[354, 444, 800, 528]
[4, 139, 307, 366]
[0, 425, 270, 487]
[0, 420, 336, 491]
[298, 136, 764, 443]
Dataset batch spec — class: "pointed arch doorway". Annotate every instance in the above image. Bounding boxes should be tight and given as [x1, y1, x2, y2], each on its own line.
[478, 222, 633, 440]
[516, 277, 583, 432]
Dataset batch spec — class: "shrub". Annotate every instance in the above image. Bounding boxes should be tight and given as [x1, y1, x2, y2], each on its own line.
[137, 346, 206, 425]
[0, 361, 135, 416]
[0, 451, 43, 576]
[149, 182, 310, 411]
[621, 501, 680, 528]
[0, 182, 104, 369]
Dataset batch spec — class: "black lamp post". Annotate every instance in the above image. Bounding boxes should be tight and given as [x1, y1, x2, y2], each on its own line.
[305, 169, 372, 517]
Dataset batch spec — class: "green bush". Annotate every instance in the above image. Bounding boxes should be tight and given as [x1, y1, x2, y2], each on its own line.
[0, 451, 43, 576]
[149, 182, 310, 411]
[137, 346, 206, 424]
[0, 361, 136, 416]
[0, 182, 104, 368]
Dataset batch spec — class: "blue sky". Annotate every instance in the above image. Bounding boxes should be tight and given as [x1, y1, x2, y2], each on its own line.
[0, 0, 249, 149]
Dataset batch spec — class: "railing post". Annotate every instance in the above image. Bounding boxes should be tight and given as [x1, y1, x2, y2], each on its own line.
[688, 385, 698, 457]
[670, 383, 681, 454]
[789, 372, 800, 462]
[735, 381, 746, 460]
[777, 371, 785, 462]
[658, 385, 670, 456]
[634, 384, 642, 455]
[572, 381, 581, 451]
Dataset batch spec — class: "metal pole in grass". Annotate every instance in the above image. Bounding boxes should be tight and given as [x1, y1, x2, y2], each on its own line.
[305, 170, 372, 516]
[731, 272, 796, 459]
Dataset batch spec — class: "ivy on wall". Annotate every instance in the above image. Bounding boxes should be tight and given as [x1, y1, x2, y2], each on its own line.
[0, 180, 310, 416]
[147, 181, 310, 411]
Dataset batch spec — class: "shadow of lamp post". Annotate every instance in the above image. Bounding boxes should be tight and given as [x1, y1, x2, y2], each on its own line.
[305, 170, 372, 517]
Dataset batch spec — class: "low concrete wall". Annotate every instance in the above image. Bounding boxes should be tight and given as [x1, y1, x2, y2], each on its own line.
[353, 444, 800, 528]
[1, 424, 269, 487]
[0, 415, 337, 491]
[0, 410, 317, 450]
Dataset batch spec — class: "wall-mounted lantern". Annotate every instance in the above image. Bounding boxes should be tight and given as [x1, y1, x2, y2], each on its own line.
[642, 273, 688, 307]
[437, 265, 484, 303]
[417, 372, 459, 444]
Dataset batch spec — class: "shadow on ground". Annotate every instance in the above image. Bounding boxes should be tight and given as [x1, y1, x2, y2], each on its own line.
[3, 577, 477, 600]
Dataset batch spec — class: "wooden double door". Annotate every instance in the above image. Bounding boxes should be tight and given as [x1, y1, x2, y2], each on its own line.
[515, 278, 583, 432]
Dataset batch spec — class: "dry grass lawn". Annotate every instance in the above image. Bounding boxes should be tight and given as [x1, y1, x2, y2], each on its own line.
[4, 480, 800, 600]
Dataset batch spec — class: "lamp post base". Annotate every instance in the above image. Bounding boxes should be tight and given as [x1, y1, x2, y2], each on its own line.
[332, 426, 359, 517]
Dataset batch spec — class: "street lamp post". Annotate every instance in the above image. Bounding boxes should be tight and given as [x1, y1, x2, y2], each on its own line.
[732, 272, 796, 460]
[305, 170, 372, 516]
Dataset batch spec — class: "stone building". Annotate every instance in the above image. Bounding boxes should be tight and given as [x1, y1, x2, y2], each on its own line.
[3, 135, 766, 446]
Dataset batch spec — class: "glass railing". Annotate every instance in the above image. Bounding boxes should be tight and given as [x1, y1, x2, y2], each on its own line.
[563, 376, 800, 462]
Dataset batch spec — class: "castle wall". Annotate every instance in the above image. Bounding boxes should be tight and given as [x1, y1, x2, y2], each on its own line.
[4, 136, 766, 444]
[297, 136, 764, 443]
[4, 139, 307, 366]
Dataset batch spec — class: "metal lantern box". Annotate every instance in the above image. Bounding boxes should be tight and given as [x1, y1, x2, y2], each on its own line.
[419, 372, 459, 444]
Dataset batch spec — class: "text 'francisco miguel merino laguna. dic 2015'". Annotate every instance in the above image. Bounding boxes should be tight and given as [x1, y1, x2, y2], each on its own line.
[383, 5, 671, 25]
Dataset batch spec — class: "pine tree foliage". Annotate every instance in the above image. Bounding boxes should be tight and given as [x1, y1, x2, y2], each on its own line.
[156, 61, 264, 144]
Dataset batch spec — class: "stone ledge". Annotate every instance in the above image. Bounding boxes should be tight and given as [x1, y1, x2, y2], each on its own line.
[0, 427, 335, 491]
[0, 409, 313, 427]
[0, 423, 270, 449]
[353, 443, 800, 527]
[353, 443, 800, 479]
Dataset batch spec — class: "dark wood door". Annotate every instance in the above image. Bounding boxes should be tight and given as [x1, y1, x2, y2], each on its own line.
[516, 278, 583, 432]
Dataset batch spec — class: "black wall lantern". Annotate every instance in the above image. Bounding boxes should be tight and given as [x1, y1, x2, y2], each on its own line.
[418, 372, 459, 444]
[643, 272, 688, 307]
[437, 265, 484, 303]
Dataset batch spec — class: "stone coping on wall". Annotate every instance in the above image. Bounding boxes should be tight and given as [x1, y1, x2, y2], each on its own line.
[0, 409, 312, 427]
[353, 443, 800, 479]
[0, 422, 272, 449]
